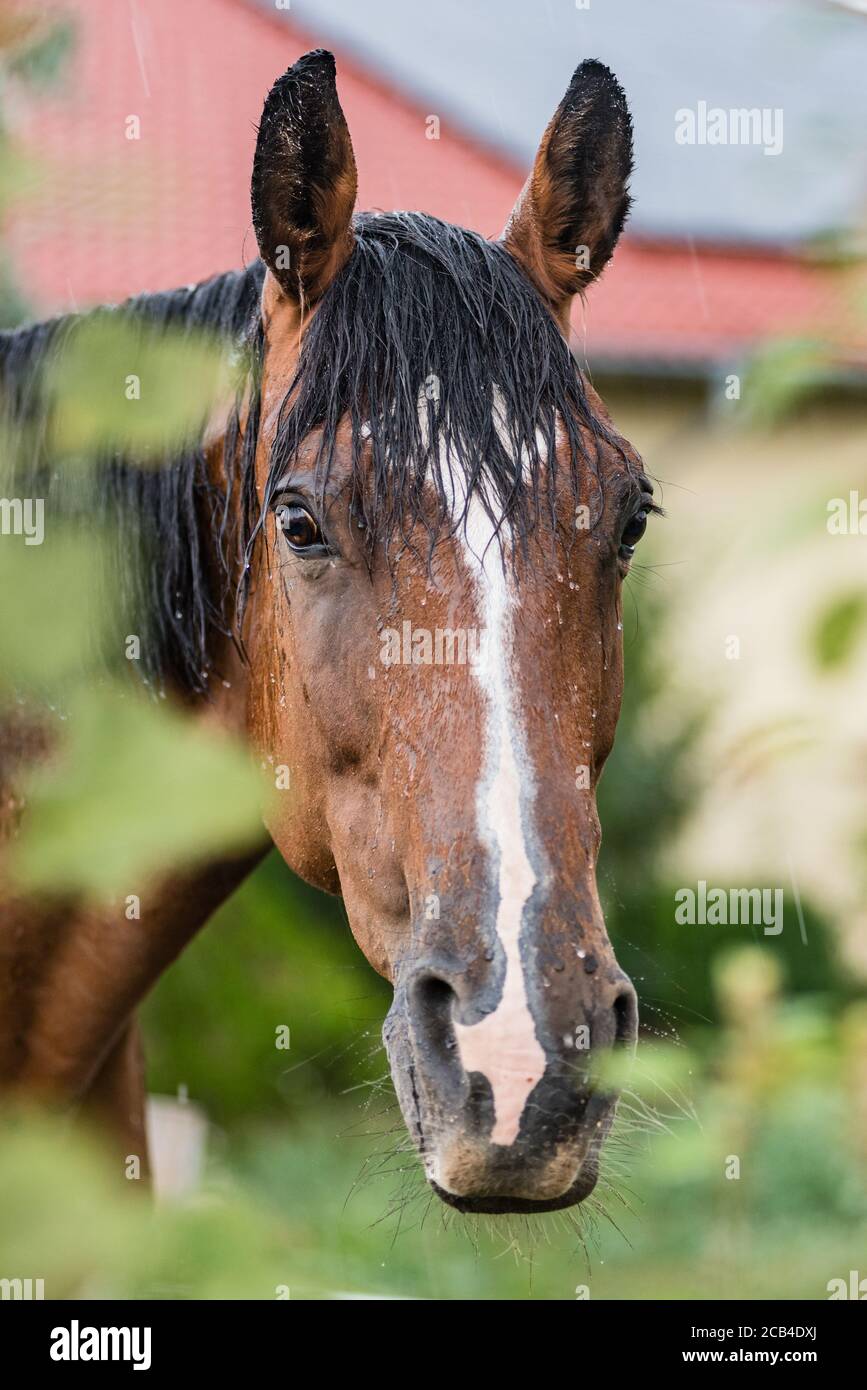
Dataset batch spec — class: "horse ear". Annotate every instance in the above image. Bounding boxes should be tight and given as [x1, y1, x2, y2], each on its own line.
[502, 60, 633, 325]
[252, 49, 357, 306]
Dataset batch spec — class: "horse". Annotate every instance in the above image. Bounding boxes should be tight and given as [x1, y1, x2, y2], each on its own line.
[0, 50, 657, 1214]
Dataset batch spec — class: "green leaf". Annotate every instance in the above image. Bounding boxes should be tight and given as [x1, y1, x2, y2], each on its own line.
[739, 337, 835, 426]
[10, 685, 266, 896]
[810, 590, 867, 671]
[6, 16, 75, 89]
[0, 142, 46, 213]
[46, 316, 238, 463]
[0, 531, 114, 691]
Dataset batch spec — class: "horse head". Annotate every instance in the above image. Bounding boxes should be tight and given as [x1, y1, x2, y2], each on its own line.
[244, 50, 653, 1213]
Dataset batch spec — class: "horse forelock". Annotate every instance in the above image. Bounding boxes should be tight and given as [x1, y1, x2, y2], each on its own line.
[261, 211, 630, 572]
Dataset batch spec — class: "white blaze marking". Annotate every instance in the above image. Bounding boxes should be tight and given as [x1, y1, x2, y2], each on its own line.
[444, 422, 547, 1146]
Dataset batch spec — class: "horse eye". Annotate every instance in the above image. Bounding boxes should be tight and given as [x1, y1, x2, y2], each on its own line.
[620, 507, 648, 558]
[275, 503, 322, 551]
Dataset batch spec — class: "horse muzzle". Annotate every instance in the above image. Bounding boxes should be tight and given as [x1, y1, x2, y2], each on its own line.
[383, 948, 637, 1213]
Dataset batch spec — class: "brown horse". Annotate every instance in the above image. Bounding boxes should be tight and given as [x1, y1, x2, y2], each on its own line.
[0, 51, 656, 1213]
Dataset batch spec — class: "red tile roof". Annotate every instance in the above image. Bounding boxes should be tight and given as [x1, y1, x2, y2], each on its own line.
[6, 0, 865, 368]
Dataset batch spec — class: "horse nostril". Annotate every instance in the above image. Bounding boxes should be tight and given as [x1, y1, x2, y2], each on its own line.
[410, 972, 459, 1057]
[612, 979, 638, 1047]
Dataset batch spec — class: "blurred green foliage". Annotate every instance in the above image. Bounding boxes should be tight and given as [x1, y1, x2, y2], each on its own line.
[598, 574, 846, 1036]
[46, 316, 238, 461]
[143, 856, 388, 1123]
[10, 686, 265, 896]
[0, 346, 265, 900]
[0, 10, 75, 324]
[739, 337, 838, 426]
[4, 13, 75, 89]
[4, 959, 866, 1299]
[0, 532, 112, 690]
[810, 589, 867, 671]
[0, 19, 264, 903]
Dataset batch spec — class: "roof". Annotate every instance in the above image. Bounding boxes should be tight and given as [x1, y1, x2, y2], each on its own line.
[284, 0, 867, 251]
[5, 0, 865, 370]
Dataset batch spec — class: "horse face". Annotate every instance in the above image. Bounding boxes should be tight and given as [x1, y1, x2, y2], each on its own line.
[248, 52, 646, 1212]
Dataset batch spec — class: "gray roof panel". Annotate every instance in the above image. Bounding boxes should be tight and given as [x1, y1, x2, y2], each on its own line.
[271, 0, 867, 247]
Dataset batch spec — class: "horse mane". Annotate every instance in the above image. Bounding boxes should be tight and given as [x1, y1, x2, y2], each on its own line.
[0, 262, 266, 696]
[258, 211, 627, 575]
[0, 211, 632, 699]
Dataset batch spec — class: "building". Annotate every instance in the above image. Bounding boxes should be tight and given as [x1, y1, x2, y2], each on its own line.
[6, 0, 866, 380]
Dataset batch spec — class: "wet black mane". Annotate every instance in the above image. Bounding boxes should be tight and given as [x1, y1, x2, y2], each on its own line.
[0, 211, 629, 697]
[260, 211, 622, 570]
[0, 262, 265, 695]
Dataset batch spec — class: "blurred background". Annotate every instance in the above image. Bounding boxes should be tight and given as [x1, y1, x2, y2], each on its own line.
[0, 0, 865, 1299]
